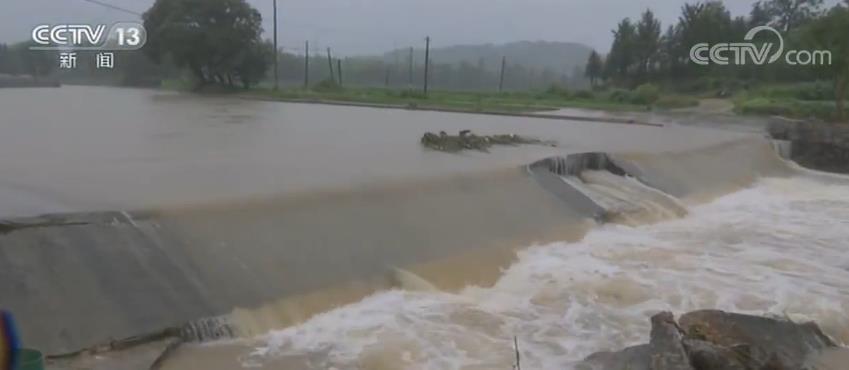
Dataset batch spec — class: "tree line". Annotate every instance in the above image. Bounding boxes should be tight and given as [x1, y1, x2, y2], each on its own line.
[584, 0, 848, 118]
[584, 0, 848, 89]
[0, 0, 589, 91]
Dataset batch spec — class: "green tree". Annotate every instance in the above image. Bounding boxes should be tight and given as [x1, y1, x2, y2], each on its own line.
[0, 44, 21, 75]
[143, 0, 267, 88]
[762, 0, 824, 33]
[804, 5, 849, 121]
[234, 40, 274, 88]
[11, 41, 54, 79]
[749, 1, 773, 27]
[635, 9, 662, 83]
[604, 18, 637, 85]
[676, 2, 735, 78]
[584, 50, 603, 87]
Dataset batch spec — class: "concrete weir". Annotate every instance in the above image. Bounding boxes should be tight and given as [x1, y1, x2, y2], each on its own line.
[0, 136, 792, 356]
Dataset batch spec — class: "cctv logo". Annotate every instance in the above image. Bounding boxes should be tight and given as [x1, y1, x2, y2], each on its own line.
[689, 25, 831, 66]
[32, 24, 107, 48]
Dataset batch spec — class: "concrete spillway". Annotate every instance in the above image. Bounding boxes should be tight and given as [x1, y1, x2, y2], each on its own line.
[0, 136, 793, 356]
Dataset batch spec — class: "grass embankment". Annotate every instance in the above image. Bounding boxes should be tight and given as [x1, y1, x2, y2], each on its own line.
[211, 81, 699, 114]
[733, 82, 848, 122]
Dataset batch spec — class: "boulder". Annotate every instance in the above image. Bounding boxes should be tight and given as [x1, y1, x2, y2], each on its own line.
[649, 312, 692, 370]
[578, 310, 840, 370]
[681, 339, 748, 370]
[576, 345, 650, 370]
[679, 310, 835, 370]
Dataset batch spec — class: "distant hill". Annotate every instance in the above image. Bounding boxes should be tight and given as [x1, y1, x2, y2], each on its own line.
[383, 40, 594, 75]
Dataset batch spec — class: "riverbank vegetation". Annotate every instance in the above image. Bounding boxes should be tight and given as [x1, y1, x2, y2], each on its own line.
[594, 0, 849, 121]
[1, 0, 846, 121]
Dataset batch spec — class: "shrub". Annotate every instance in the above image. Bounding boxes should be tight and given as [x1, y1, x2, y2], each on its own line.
[545, 84, 572, 99]
[607, 88, 635, 103]
[737, 97, 846, 121]
[312, 79, 343, 92]
[399, 89, 428, 99]
[758, 82, 835, 101]
[632, 83, 661, 105]
[655, 95, 700, 109]
[573, 90, 595, 99]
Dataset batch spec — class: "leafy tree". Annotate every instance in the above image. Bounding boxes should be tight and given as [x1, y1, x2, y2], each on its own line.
[804, 5, 849, 121]
[675, 2, 736, 78]
[584, 50, 603, 87]
[0, 44, 21, 75]
[749, 1, 774, 27]
[762, 0, 824, 32]
[11, 41, 53, 79]
[234, 40, 274, 88]
[143, 0, 267, 88]
[635, 9, 662, 83]
[604, 18, 637, 85]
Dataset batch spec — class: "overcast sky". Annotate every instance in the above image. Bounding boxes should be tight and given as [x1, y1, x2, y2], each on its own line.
[0, 0, 773, 55]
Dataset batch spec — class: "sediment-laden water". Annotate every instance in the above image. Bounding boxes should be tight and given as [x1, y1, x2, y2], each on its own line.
[161, 171, 849, 370]
[2, 87, 845, 368]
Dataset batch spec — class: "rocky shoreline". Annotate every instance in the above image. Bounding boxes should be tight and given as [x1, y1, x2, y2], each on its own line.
[578, 310, 843, 370]
[768, 120, 849, 174]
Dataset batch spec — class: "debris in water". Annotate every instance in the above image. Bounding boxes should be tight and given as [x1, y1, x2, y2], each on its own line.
[420, 130, 556, 153]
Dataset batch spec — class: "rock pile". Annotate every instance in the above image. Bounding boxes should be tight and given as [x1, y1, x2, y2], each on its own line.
[578, 310, 842, 370]
[420, 130, 555, 153]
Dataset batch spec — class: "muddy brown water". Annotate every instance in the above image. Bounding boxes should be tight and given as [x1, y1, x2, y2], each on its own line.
[4, 86, 839, 370]
[0, 86, 748, 218]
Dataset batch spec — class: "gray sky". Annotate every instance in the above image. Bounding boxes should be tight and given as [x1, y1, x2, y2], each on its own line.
[0, 0, 767, 55]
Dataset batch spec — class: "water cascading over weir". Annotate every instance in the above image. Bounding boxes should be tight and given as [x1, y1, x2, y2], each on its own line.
[0, 137, 793, 356]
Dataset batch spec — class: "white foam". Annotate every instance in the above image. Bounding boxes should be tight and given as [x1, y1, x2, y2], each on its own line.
[246, 175, 849, 370]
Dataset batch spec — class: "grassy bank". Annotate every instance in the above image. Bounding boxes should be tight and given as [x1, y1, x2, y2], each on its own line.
[165, 79, 699, 114]
[243, 87, 657, 113]
[733, 82, 848, 122]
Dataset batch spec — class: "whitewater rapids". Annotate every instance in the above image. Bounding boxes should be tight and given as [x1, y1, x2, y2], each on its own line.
[161, 172, 849, 370]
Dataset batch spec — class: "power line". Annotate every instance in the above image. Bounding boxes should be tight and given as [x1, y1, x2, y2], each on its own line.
[78, 0, 143, 16]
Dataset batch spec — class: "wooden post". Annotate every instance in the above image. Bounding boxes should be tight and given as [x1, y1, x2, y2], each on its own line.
[326, 47, 334, 84]
[304, 41, 310, 88]
[408, 47, 413, 87]
[498, 56, 506, 92]
[272, 0, 278, 90]
[337, 59, 343, 86]
[423, 36, 430, 95]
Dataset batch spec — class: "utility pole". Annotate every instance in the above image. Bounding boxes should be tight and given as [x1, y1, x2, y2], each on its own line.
[304, 41, 310, 88]
[498, 56, 506, 92]
[408, 47, 413, 87]
[326, 47, 334, 84]
[337, 59, 343, 86]
[272, 0, 278, 90]
[423, 36, 430, 95]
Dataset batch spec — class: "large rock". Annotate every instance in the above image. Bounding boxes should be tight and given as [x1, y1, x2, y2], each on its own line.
[680, 339, 747, 370]
[679, 310, 836, 370]
[578, 310, 840, 370]
[577, 345, 650, 370]
[649, 312, 692, 370]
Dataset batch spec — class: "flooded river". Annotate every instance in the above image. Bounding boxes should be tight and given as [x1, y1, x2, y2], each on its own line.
[157, 171, 849, 370]
[1, 86, 846, 369]
[0, 86, 744, 217]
